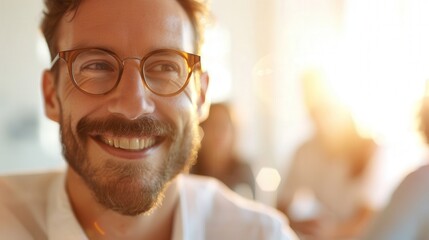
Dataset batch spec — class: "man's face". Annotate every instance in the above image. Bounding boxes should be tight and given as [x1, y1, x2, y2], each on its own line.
[43, 0, 207, 215]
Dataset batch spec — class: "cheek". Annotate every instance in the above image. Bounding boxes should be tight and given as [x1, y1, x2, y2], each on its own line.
[159, 96, 197, 129]
[183, 76, 200, 101]
[57, 90, 100, 131]
[58, 70, 104, 107]
[56, 63, 78, 100]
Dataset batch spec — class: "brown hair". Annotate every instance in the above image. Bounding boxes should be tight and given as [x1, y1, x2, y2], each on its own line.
[40, 0, 209, 60]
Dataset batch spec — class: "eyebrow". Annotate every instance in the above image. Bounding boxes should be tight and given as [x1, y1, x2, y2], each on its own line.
[64, 44, 189, 56]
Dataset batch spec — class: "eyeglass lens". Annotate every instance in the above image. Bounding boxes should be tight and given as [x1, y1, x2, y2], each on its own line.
[71, 49, 191, 95]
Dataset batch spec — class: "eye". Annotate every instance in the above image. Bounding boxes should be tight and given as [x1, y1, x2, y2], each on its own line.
[147, 61, 180, 73]
[81, 61, 115, 72]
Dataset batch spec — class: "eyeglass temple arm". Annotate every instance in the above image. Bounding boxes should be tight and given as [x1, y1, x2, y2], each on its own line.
[50, 54, 61, 69]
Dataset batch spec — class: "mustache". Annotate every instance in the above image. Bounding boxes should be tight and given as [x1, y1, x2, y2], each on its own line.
[76, 115, 175, 137]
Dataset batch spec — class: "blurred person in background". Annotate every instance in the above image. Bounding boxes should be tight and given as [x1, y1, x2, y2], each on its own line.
[362, 91, 429, 240]
[192, 103, 256, 199]
[276, 71, 379, 239]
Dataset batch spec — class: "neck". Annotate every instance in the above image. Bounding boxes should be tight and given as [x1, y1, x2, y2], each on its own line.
[65, 168, 179, 240]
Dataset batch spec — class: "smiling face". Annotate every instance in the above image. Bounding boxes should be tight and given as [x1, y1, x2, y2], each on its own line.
[42, 0, 208, 216]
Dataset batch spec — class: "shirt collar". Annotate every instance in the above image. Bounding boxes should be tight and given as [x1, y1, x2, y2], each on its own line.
[46, 172, 88, 240]
[46, 173, 188, 240]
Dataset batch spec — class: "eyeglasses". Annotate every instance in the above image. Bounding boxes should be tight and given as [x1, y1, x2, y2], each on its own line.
[50, 48, 201, 96]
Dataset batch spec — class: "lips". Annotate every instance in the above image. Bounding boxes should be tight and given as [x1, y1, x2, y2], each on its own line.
[99, 135, 157, 151]
[78, 115, 172, 157]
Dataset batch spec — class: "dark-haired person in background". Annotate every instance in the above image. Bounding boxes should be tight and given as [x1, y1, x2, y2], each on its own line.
[192, 103, 255, 199]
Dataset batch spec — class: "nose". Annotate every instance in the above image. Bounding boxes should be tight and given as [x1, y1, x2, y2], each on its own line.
[107, 60, 155, 120]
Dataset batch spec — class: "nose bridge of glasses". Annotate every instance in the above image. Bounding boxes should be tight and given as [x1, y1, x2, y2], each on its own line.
[109, 56, 155, 118]
[120, 56, 145, 81]
[121, 56, 143, 65]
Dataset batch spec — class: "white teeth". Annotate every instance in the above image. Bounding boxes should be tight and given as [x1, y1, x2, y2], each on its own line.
[114, 138, 120, 148]
[101, 136, 156, 150]
[145, 138, 155, 148]
[139, 138, 145, 149]
[130, 138, 139, 150]
[119, 138, 129, 149]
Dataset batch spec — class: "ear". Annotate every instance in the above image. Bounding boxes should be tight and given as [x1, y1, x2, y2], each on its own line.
[42, 70, 60, 122]
[196, 71, 210, 122]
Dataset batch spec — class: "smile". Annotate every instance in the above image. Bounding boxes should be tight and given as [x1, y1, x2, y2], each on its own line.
[99, 136, 157, 151]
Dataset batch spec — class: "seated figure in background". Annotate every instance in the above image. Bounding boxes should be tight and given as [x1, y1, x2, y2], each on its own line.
[362, 93, 429, 240]
[192, 103, 256, 199]
[276, 71, 380, 239]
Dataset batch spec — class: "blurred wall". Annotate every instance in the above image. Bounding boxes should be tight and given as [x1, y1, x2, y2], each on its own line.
[0, 0, 63, 174]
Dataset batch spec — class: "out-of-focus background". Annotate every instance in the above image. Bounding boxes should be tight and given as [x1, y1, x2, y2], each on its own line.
[2, 0, 429, 209]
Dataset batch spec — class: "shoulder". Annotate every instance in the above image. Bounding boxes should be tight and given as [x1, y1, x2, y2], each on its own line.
[394, 164, 429, 197]
[382, 164, 429, 218]
[362, 165, 429, 240]
[0, 171, 63, 238]
[406, 164, 429, 181]
[0, 171, 61, 203]
[180, 175, 298, 240]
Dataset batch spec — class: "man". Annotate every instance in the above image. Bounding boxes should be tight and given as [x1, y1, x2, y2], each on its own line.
[0, 0, 297, 239]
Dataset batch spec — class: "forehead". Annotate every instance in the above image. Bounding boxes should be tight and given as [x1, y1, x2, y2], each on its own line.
[57, 0, 195, 54]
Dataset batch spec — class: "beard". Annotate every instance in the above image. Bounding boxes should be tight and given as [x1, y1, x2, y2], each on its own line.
[59, 112, 201, 216]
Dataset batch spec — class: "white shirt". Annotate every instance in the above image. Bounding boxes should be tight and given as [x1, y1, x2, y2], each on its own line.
[0, 171, 297, 240]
